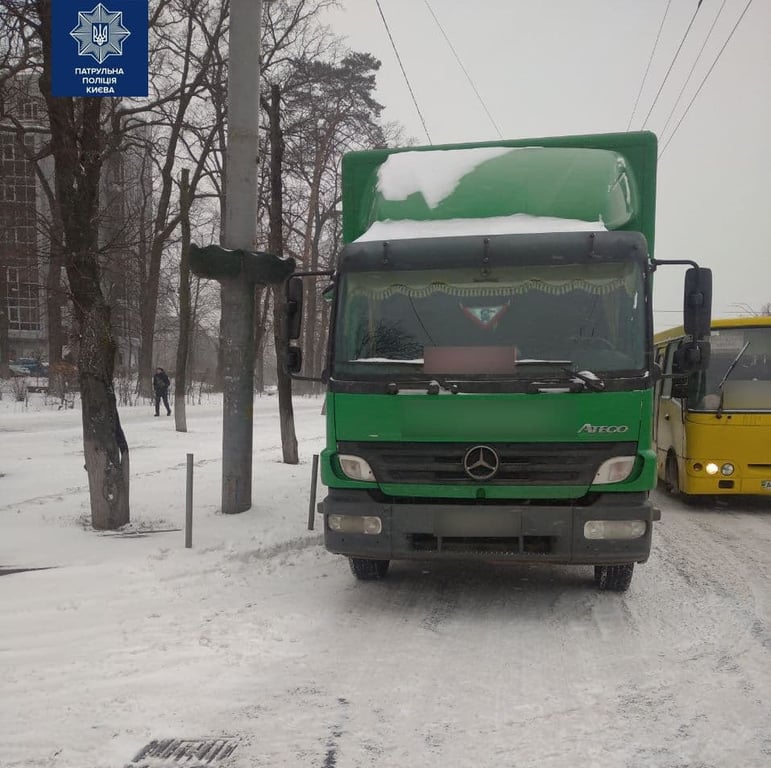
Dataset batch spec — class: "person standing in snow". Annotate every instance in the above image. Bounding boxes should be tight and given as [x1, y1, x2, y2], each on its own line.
[152, 367, 171, 416]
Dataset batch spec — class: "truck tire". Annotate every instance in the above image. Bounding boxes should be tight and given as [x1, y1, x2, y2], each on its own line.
[349, 557, 390, 580]
[594, 563, 634, 592]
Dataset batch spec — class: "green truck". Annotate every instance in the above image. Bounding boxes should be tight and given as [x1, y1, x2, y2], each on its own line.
[286, 131, 712, 591]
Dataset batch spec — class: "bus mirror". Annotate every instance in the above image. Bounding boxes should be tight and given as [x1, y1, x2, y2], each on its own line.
[285, 345, 303, 374]
[674, 340, 711, 374]
[286, 277, 304, 341]
[683, 267, 712, 338]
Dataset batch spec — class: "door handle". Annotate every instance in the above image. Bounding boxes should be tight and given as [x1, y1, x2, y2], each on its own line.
[664, 413, 670, 420]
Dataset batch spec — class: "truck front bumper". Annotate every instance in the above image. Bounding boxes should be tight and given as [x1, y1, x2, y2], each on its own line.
[319, 489, 660, 564]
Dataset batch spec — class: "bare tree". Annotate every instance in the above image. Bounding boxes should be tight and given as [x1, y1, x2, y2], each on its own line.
[174, 168, 192, 430]
[280, 52, 388, 387]
[35, 0, 129, 528]
[265, 84, 298, 463]
[134, 0, 230, 397]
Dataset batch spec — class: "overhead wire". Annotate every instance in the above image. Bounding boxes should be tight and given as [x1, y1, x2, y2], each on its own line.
[423, 0, 503, 139]
[658, 0, 729, 140]
[626, 0, 673, 131]
[374, 0, 433, 144]
[659, 0, 755, 158]
[641, 0, 704, 130]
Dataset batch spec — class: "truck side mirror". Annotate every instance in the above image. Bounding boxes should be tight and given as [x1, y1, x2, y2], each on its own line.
[286, 277, 304, 341]
[285, 345, 303, 375]
[683, 267, 712, 338]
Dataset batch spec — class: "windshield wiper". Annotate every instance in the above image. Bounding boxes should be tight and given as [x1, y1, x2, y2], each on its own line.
[515, 360, 605, 392]
[515, 359, 573, 367]
[716, 341, 750, 417]
[566, 368, 606, 392]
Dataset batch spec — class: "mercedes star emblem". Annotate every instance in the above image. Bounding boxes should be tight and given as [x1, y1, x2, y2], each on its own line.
[463, 445, 500, 481]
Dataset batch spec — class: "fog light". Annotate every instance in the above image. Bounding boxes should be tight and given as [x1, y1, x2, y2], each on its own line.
[328, 514, 382, 535]
[693, 462, 703, 472]
[584, 520, 646, 540]
[721, 463, 735, 476]
[705, 462, 719, 475]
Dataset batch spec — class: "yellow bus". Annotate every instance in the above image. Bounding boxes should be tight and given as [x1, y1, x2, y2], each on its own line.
[654, 316, 771, 497]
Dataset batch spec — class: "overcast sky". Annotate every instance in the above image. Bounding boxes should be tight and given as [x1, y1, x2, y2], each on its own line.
[323, 0, 771, 329]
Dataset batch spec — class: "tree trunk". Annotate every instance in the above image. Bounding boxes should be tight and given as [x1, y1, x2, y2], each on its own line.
[299, 139, 327, 392]
[254, 286, 272, 392]
[46, 218, 65, 364]
[267, 84, 298, 464]
[137, 238, 163, 398]
[174, 168, 192, 432]
[79, 302, 130, 529]
[37, 0, 129, 529]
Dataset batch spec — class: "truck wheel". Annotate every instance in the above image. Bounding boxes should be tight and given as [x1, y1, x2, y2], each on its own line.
[594, 563, 634, 592]
[349, 557, 390, 580]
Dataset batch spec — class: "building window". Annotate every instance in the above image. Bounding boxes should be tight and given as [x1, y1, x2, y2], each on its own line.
[6, 266, 41, 332]
[21, 100, 40, 122]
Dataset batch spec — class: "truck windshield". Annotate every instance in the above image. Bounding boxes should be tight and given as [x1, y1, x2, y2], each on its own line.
[687, 326, 771, 411]
[333, 261, 646, 378]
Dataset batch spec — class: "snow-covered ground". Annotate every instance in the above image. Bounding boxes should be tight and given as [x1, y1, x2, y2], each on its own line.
[1, 390, 770, 768]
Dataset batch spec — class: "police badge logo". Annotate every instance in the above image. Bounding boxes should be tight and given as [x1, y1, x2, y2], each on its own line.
[69, 3, 131, 64]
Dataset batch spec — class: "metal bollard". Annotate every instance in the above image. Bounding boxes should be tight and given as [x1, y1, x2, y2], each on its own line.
[308, 454, 319, 531]
[185, 453, 194, 548]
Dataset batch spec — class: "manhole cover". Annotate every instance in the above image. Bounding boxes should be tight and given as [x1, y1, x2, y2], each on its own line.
[127, 738, 237, 767]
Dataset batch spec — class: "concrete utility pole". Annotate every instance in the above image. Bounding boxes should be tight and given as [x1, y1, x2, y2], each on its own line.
[220, 0, 262, 514]
[192, 0, 294, 513]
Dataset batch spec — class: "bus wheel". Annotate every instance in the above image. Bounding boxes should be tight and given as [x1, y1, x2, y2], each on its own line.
[349, 557, 390, 580]
[665, 453, 680, 495]
[594, 563, 634, 592]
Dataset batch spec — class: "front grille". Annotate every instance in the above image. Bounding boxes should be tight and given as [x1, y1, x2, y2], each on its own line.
[339, 441, 636, 486]
[409, 534, 553, 555]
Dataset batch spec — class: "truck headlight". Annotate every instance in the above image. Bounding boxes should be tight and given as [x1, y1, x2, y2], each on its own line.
[721, 463, 735, 476]
[338, 454, 376, 482]
[706, 462, 719, 475]
[593, 456, 636, 484]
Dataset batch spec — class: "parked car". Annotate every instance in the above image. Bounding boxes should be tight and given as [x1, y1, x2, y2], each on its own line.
[11, 358, 49, 377]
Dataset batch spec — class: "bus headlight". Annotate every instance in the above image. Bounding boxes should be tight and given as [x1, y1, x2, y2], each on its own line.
[593, 456, 636, 484]
[721, 463, 735, 476]
[338, 454, 376, 482]
[706, 462, 719, 475]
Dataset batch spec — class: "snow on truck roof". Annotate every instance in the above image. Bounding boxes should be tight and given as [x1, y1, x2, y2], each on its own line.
[375, 146, 514, 208]
[354, 145, 617, 242]
[355, 213, 607, 242]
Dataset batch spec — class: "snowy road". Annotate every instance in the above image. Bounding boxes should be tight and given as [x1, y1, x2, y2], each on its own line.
[204, 493, 771, 768]
[1, 397, 770, 767]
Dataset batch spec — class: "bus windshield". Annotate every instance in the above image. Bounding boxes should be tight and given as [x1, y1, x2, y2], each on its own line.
[333, 261, 646, 379]
[688, 326, 771, 411]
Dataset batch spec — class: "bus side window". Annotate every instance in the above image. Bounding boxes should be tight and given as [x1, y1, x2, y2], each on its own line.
[654, 345, 666, 401]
